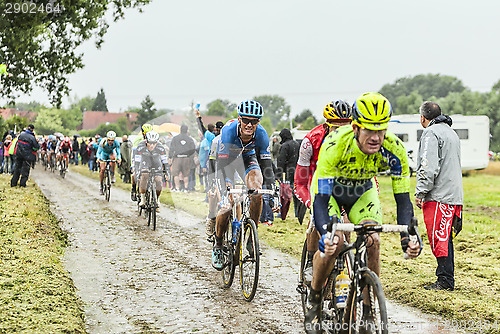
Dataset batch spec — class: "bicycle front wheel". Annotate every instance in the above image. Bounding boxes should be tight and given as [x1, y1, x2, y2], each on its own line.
[347, 269, 388, 334]
[104, 170, 111, 201]
[222, 219, 236, 288]
[151, 183, 157, 230]
[239, 218, 260, 302]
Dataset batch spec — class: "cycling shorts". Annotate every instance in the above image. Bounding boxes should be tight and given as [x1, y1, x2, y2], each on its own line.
[328, 179, 382, 224]
[139, 153, 163, 175]
[223, 154, 260, 185]
[100, 152, 117, 162]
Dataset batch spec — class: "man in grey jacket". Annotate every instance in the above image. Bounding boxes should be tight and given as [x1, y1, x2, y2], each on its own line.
[415, 101, 463, 291]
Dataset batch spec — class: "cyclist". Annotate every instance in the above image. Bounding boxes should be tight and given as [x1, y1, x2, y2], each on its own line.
[304, 93, 421, 333]
[294, 100, 352, 285]
[97, 130, 121, 195]
[56, 136, 72, 170]
[131, 123, 153, 201]
[135, 130, 168, 212]
[39, 136, 48, 166]
[47, 135, 57, 167]
[211, 100, 275, 270]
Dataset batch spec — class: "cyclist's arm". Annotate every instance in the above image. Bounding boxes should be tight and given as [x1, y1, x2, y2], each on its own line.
[114, 141, 121, 160]
[259, 158, 274, 188]
[294, 137, 314, 208]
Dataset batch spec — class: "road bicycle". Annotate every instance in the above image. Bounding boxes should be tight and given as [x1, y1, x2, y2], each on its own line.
[59, 153, 69, 178]
[219, 187, 274, 302]
[101, 159, 114, 201]
[48, 153, 56, 173]
[299, 217, 420, 334]
[137, 169, 165, 230]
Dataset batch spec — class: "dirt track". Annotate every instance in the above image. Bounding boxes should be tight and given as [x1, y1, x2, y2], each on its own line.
[31, 167, 465, 334]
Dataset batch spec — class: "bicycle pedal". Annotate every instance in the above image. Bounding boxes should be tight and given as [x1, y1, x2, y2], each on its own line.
[296, 284, 307, 295]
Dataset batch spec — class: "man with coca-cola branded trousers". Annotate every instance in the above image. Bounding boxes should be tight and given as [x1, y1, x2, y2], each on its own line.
[415, 101, 463, 291]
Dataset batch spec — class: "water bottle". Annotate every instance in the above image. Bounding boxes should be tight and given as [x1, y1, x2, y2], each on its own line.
[335, 270, 350, 308]
[231, 220, 241, 245]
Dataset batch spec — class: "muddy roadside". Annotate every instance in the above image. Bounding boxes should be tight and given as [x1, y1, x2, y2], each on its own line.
[31, 168, 466, 334]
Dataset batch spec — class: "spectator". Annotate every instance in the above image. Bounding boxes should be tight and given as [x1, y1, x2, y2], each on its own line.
[277, 128, 300, 217]
[87, 138, 96, 172]
[1, 134, 12, 174]
[11, 125, 40, 187]
[271, 134, 281, 165]
[80, 138, 89, 165]
[415, 101, 463, 291]
[120, 135, 133, 183]
[71, 135, 80, 165]
[169, 124, 195, 192]
[198, 130, 210, 192]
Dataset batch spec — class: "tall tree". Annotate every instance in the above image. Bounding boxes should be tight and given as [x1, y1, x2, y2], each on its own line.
[0, 0, 151, 107]
[379, 74, 467, 113]
[136, 95, 157, 125]
[294, 109, 317, 124]
[34, 108, 65, 135]
[92, 88, 108, 111]
[252, 95, 291, 127]
[69, 95, 95, 113]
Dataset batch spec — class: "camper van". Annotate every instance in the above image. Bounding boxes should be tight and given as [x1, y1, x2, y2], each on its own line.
[388, 114, 490, 173]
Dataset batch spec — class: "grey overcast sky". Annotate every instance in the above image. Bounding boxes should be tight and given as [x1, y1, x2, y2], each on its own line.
[18, 0, 500, 118]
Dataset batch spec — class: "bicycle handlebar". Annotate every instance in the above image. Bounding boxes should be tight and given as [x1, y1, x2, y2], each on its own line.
[228, 188, 274, 195]
[333, 223, 409, 233]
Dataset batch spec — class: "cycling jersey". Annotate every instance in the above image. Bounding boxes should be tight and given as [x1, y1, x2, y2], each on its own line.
[218, 119, 273, 186]
[134, 140, 168, 175]
[312, 125, 411, 235]
[97, 138, 121, 161]
[59, 141, 72, 154]
[294, 123, 330, 208]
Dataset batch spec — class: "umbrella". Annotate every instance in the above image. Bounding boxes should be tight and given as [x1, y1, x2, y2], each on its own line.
[279, 181, 293, 220]
[154, 123, 181, 134]
[54, 132, 63, 138]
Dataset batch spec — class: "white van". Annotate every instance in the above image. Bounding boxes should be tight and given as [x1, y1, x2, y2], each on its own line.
[388, 114, 490, 173]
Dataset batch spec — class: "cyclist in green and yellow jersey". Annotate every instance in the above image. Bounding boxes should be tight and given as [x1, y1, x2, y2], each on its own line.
[304, 92, 422, 333]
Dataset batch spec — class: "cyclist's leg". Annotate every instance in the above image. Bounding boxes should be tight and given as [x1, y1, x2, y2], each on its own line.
[243, 154, 263, 225]
[349, 186, 382, 276]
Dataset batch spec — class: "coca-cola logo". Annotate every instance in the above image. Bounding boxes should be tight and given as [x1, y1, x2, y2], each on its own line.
[435, 203, 453, 242]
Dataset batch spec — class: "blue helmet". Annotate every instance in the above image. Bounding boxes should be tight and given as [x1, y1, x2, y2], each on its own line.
[237, 100, 263, 119]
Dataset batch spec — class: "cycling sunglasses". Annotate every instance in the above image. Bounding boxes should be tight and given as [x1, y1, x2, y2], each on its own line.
[240, 117, 260, 125]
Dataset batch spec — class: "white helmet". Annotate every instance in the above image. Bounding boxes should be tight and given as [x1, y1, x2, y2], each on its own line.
[146, 130, 159, 143]
[106, 130, 116, 140]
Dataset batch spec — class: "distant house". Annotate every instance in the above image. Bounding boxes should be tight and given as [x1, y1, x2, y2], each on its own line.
[0, 108, 37, 121]
[78, 111, 138, 131]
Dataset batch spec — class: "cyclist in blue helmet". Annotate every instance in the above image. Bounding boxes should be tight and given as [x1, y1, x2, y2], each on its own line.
[211, 100, 274, 270]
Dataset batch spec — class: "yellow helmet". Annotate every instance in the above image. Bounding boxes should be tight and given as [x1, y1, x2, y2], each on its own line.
[352, 92, 392, 130]
[323, 100, 352, 120]
[141, 123, 153, 138]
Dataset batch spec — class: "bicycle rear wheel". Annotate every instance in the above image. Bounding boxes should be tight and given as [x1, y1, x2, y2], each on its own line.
[347, 269, 388, 334]
[104, 169, 111, 201]
[239, 218, 259, 302]
[150, 183, 157, 230]
[298, 239, 308, 316]
[222, 219, 236, 288]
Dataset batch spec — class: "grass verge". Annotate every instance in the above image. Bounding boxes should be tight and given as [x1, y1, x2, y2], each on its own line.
[71, 163, 500, 332]
[0, 174, 86, 333]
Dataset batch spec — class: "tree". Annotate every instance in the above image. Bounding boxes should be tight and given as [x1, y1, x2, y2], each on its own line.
[206, 99, 235, 116]
[395, 91, 424, 114]
[6, 114, 28, 133]
[294, 109, 317, 124]
[259, 117, 273, 137]
[253, 95, 291, 127]
[300, 116, 318, 130]
[34, 108, 65, 135]
[0, 1, 151, 107]
[7, 101, 45, 112]
[135, 95, 157, 125]
[69, 95, 95, 113]
[379, 74, 467, 113]
[92, 88, 108, 111]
